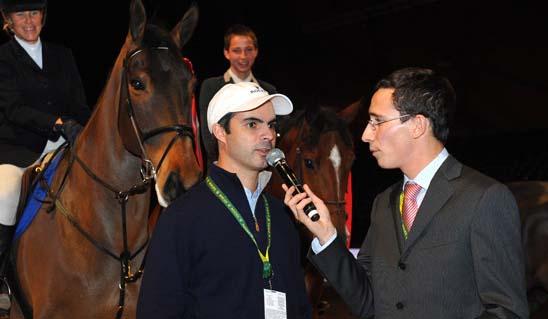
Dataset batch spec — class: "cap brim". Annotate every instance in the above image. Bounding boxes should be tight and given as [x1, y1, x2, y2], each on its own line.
[236, 94, 293, 116]
[269, 94, 293, 116]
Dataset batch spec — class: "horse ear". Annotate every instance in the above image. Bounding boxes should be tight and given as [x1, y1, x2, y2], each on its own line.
[171, 3, 199, 49]
[129, 0, 147, 43]
[338, 98, 364, 124]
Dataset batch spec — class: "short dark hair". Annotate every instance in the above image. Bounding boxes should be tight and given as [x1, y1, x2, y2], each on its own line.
[375, 67, 455, 143]
[223, 24, 258, 50]
[217, 112, 235, 134]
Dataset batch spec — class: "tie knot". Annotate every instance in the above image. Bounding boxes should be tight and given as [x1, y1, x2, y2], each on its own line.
[404, 182, 422, 201]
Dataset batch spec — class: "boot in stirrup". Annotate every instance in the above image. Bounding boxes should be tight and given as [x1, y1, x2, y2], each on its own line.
[0, 224, 14, 316]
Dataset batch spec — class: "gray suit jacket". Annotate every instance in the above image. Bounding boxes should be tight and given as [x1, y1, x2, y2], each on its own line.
[309, 156, 529, 319]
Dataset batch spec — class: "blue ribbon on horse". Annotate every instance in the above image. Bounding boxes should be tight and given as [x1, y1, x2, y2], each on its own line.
[14, 150, 65, 240]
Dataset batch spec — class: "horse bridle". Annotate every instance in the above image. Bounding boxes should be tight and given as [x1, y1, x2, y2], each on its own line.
[42, 46, 196, 319]
[118, 47, 195, 183]
[292, 122, 347, 218]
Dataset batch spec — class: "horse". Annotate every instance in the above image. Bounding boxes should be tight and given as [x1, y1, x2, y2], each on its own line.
[506, 180, 548, 318]
[7, 1, 201, 318]
[269, 100, 362, 319]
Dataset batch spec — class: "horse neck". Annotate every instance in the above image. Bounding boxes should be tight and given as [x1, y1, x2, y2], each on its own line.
[61, 47, 152, 248]
[77, 48, 143, 191]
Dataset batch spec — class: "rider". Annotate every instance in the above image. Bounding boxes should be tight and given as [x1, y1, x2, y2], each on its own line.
[0, 0, 90, 312]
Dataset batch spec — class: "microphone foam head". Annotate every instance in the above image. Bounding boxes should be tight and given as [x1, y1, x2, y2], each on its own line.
[266, 148, 285, 167]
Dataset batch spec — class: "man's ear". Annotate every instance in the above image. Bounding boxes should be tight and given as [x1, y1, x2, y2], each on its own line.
[223, 49, 230, 61]
[411, 114, 429, 139]
[212, 123, 227, 145]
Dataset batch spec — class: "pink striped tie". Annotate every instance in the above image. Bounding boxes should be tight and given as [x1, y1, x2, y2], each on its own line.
[403, 182, 422, 232]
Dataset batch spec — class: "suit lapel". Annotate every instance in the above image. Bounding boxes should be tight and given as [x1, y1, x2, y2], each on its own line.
[402, 156, 462, 255]
[388, 181, 405, 254]
[10, 40, 42, 72]
[41, 42, 49, 72]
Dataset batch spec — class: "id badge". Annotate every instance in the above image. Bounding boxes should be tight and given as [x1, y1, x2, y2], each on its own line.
[264, 289, 287, 319]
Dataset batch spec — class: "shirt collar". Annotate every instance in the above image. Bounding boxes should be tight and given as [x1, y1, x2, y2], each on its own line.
[224, 68, 257, 84]
[243, 170, 272, 198]
[14, 35, 41, 53]
[403, 148, 449, 191]
[14, 35, 42, 68]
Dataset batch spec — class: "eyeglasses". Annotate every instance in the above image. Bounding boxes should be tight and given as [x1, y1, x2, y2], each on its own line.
[367, 114, 412, 131]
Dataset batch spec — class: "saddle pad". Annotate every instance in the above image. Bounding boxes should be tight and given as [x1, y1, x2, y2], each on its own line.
[14, 150, 64, 240]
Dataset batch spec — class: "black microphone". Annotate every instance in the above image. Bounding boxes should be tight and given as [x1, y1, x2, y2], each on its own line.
[266, 148, 320, 221]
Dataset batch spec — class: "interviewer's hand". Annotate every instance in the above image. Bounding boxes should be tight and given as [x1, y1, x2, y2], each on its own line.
[283, 184, 337, 245]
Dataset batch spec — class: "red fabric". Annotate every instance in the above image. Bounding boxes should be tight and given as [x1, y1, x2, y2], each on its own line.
[190, 95, 203, 169]
[182, 57, 203, 169]
[345, 172, 353, 247]
[403, 182, 422, 231]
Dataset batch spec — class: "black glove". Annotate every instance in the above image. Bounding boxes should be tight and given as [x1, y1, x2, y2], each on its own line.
[53, 119, 84, 145]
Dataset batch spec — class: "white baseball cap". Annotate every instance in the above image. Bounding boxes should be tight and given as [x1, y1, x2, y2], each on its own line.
[207, 82, 293, 133]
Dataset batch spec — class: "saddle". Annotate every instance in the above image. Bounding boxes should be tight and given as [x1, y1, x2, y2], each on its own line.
[14, 151, 58, 224]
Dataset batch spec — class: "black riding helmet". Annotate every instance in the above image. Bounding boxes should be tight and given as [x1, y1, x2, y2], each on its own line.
[0, 0, 46, 13]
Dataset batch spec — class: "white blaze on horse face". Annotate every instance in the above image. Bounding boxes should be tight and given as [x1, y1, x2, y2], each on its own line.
[329, 145, 342, 200]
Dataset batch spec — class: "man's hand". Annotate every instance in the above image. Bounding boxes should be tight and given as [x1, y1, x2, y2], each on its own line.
[54, 119, 83, 145]
[283, 184, 337, 245]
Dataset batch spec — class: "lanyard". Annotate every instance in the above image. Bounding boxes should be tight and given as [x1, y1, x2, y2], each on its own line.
[399, 192, 408, 239]
[206, 176, 272, 280]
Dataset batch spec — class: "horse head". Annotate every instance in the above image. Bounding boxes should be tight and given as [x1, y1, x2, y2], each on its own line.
[102, 0, 201, 206]
[275, 101, 361, 240]
[269, 100, 360, 319]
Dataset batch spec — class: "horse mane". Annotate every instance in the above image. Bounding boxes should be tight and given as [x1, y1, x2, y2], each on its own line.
[280, 105, 353, 147]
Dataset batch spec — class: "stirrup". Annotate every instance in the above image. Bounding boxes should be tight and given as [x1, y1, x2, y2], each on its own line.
[0, 277, 11, 296]
[0, 277, 11, 315]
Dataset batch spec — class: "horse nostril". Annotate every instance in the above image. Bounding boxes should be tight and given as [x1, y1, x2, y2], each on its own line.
[163, 171, 184, 202]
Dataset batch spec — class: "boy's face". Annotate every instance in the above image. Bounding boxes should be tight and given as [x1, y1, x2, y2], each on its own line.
[224, 35, 258, 79]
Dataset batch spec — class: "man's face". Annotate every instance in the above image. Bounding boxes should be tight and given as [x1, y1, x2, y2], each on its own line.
[361, 88, 413, 170]
[8, 10, 43, 43]
[223, 35, 258, 79]
[217, 101, 276, 173]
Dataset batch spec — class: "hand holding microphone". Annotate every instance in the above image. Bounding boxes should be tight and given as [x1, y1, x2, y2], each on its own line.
[266, 148, 320, 221]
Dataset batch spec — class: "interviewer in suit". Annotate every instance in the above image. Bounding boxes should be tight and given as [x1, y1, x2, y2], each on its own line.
[283, 67, 529, 318]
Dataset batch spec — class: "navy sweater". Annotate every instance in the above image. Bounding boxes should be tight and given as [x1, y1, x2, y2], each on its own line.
[137, 165, 311, 318]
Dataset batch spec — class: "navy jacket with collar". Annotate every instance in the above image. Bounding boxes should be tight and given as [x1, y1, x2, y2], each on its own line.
[137, 164, 311, 319]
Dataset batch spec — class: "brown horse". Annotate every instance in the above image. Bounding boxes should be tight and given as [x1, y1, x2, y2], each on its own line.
[8, 1, 201, 318]
[269, 101, 361, 319]
[506, 180, 548, 318]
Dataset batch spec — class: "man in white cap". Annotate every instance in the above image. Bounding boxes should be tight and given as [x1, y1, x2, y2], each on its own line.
[137, 82, 311, 319]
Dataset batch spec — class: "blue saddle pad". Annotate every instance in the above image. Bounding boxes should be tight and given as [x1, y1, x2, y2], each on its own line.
[14, 150, 64, 240]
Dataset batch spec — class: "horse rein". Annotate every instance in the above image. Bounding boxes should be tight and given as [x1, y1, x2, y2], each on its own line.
[39, 45, 196, 319]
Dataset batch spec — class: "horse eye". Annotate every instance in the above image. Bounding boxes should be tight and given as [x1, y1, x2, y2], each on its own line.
[304, 159, 315, 169]
[130, 79, 146, 90]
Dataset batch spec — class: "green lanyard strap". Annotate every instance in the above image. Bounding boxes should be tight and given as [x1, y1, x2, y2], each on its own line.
[206, 176, 272, 279]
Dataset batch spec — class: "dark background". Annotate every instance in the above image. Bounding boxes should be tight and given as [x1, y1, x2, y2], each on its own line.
[3, 0, 546, 247]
